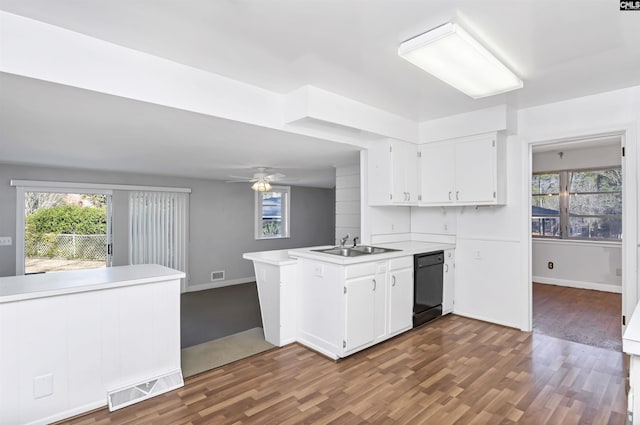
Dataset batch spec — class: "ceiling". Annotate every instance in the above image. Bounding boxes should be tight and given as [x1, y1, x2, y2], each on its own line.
[1, 1, 639, 186]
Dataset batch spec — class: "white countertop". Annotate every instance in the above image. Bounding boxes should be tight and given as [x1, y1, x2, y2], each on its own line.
[243, 249, 297, 266]
[0, 264, 185, 303]
[288, 241, 455, 265]
[624, 300, 640, 356]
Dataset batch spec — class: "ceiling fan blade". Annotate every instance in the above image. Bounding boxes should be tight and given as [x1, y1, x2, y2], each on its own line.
[227, 174, 255, 180]
[265, 173, 286, 181]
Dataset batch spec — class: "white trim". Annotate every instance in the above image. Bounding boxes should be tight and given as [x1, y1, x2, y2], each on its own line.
[452, 311, 520, 330]
[15, 186, 25, 275]
[185, 276, 255, 292]
[10, 179, 191, 193]
[254, 185, 291, 240]
[532, 238, 622, 249]
[533, 277, 622, 294]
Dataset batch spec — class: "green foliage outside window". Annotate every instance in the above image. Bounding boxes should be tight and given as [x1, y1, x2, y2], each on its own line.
[27, 204, 106, 235]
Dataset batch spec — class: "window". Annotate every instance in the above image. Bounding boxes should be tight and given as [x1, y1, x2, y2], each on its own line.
[255, 186, 290, 239]
[12, 183, 113, 275]
[532, 168, 622, 240]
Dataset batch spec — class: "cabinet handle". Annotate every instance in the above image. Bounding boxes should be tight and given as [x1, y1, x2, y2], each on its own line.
[392, 275, 396, 286]
[373, 278, 377, 291]
[456, 191, 459, 200]
[448, 191, 452, 201]
[444, 264, 449, 273]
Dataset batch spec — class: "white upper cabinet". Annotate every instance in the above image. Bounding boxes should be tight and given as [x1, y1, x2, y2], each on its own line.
[419, 132, 506, 206]
[368, 139, 419, 205]
[419, 142, 456, 204]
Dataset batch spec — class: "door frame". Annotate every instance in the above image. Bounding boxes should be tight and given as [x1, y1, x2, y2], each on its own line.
[521, 124, 637, 333]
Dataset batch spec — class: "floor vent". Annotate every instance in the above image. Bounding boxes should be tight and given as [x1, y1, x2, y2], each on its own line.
[211, 270, 225, 281]
[107, 370, 183, 412]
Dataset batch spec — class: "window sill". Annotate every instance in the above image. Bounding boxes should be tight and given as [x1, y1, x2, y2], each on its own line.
[532, 237, 622, 249]
[256, 236, 291, 241]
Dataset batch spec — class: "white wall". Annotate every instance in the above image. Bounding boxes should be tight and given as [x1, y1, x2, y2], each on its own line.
[335, 163, 361, 245]
[533, 145, 621, 172]
[532, 143, 622, 293]
[533, 239, 622, 292]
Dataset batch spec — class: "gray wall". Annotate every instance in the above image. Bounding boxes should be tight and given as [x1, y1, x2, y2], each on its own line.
[0, 163, 336, 286]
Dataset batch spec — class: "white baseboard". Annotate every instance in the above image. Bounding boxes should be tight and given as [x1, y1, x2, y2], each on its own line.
[452, 310, 521, 330]
[533, 276, 622, 293]
[185, 276, 255, 293]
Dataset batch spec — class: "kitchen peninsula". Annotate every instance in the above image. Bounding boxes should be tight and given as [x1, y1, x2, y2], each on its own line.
[245, 241, 455, 360]
[0, 264, 185, 425]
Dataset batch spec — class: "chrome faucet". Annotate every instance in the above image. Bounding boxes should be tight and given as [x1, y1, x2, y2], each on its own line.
[340, 233, 350, 247]
[352, 236, 359, 247]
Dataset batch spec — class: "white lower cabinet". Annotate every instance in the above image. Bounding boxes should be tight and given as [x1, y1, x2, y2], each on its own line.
[442, 249, 455, 314]
[297, 256, 414, 359]
[344, 275, 377, 352]
[388, 257, 413, 335]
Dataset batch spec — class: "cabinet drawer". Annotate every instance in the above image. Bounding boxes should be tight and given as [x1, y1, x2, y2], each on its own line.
[345, 262, 385, 279]
[388, 256, 412, 271]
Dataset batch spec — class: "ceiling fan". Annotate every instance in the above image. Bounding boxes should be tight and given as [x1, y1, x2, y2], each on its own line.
[226, 167, 286, 191]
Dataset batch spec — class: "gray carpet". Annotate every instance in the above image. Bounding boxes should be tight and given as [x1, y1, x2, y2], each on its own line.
[181, 282, 263, 348]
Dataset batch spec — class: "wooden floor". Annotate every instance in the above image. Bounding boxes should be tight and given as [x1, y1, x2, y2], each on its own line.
[60, 314, 627, 425]
[533, 283, 622, 351]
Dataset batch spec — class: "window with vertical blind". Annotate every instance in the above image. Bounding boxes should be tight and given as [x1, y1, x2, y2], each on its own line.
[129, 191, 189, 275]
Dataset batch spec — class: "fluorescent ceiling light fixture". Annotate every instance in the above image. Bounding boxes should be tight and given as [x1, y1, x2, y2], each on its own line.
[398, 22, 523, 99]
[252, 181, 272, 192]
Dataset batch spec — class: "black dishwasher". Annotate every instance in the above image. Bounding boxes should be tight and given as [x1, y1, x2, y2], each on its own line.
[413, 251, 444, 327]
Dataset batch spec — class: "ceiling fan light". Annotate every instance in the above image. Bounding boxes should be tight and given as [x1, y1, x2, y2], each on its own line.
[398, 22, 523, 99]
[251, 181, 272, 192]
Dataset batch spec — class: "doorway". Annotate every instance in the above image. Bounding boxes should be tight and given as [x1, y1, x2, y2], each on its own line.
[529, 135, 623, 350]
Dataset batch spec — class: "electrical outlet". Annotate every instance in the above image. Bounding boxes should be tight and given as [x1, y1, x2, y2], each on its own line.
[314, 264, 324, 277]
[548, 261, 554, 270]
[0, 236, 12, 246]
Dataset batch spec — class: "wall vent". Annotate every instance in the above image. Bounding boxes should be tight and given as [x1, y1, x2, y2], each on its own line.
[107, 369, 183, 412]
[211, 270, 225, 281]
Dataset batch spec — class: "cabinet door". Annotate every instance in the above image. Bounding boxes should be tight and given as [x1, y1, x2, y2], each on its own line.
[403, 143, 419, 203]
[388, 268, 413, 334]
[442, 250, 455, 314]
[344, 276, 376, 352]
[454, 136, 496, 203]
[420, 142, 455, 204]
[390, 141, 418, 204]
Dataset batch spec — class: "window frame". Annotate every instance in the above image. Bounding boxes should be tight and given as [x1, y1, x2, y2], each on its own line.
[255, 185, 291, 240]
[531, 166, 622, 242]
[14, 185, 113, 275]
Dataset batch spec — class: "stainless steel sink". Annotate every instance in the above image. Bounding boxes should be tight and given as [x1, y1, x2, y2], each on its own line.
[313, 245, 399, 257]
[352, 245, 398, 254]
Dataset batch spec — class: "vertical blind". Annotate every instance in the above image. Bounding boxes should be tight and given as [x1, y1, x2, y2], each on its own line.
[129, 191, 189, 275]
